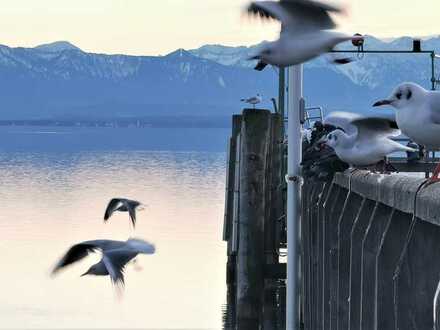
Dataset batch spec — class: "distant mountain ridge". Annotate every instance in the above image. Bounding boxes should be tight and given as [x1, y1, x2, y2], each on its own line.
[0, 37, 439, 121]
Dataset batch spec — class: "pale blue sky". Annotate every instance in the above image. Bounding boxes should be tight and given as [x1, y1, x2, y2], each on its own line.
[0, 0, 438, 55]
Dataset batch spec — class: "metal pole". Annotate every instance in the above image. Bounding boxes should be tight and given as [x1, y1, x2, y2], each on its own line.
[286, 64, 303, 330]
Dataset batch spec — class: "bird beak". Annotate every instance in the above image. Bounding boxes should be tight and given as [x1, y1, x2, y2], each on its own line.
[248, 55, 260, 61]
[373, 99, 393, 107]
[80, 271, 89, 277]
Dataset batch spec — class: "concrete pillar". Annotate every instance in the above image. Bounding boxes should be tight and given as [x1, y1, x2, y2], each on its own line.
[376, 210, 413, 330]
[348, 198, 376, 330]
[336, 192, 364, 330]
[328, 188, 350, 330]
[394, 218, 440, 330]
[316, 183, 331, 330]
[360, 204, 393, 330]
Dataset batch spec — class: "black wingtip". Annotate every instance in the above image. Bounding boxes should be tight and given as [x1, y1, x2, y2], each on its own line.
[333, 57, 354, 65]
[254, 61, 268, 71]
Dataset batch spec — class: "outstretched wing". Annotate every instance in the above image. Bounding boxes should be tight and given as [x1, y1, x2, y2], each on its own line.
[247, 0, 340, 33]
[351, 117, 401, 142]
[126, 238, 156, 255]
[104, 198, 123, 221]
[102, 250, 138, 288]
[323, 111, 363, 136]
[125, 200, 141, 228]
[52, 241, 101, 275]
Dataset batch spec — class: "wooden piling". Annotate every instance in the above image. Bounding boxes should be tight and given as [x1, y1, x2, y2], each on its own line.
[225, 115, 242, 286]
[236, 109, 272, 330]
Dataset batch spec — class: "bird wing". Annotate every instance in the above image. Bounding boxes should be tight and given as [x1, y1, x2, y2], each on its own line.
[104, 198, 123, 221]
[123, 200, 139, 228]
[350, 117, 401, 142]
[102, 250, 138, 288]
[126, 238, 156, 255]
[323, 111, 363, 136]
[247, 0, 340, 33]
[51, 241, 103, 275]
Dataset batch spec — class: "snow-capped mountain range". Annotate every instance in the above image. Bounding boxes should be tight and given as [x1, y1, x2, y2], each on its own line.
[0, 37, 439, 120]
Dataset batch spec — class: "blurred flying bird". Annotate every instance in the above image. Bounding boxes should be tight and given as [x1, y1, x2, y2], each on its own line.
[321, 111, 415, 167]
[373, 82, 440, 183]
[246, 0, 361, 67]
[51, 238, 155, 289]
[241, 94, 262, 108]
[104, 198, 143, 228]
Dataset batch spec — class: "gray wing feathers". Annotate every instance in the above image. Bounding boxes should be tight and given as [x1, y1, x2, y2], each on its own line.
[324, 111, 363, 135]
[351, 117, 401, 140]
[126, 238, 156, 254]
[102, 250, 138, 287]
[247, 0, 340, 33]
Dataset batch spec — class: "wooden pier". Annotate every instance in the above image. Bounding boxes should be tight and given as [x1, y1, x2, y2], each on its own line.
[222, 108, 440, 330]
[223, 109, 287, 330]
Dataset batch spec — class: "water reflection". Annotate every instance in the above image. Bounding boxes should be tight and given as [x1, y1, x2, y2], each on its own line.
[221, 281, 286, 330]
[0, 149, 227, 329]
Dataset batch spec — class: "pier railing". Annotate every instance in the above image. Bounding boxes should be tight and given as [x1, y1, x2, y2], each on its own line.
[302, 170, 440, 330]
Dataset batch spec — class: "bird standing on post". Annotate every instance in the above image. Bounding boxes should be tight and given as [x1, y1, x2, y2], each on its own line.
[246, 0, 362, 70]
[373, 82, 440, 184]
[241, 94, 263, 108]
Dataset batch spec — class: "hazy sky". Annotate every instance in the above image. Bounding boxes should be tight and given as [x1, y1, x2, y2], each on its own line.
[0, 0, 438, 55]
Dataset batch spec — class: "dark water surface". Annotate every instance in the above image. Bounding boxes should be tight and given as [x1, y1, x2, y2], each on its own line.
[0, 126, 230, 329]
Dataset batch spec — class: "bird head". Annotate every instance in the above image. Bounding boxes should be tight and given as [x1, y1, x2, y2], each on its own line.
[373, 82, 426, 110]
[321, 129, 345, 149]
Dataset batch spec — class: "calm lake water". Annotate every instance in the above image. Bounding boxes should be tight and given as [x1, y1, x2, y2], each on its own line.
[0, 126, 230, 329]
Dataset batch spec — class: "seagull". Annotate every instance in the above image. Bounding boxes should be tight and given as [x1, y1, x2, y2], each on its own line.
[321, 111, 416, 167]
[104, 198, 143, 228]
[241, 94, 262, 108]
[51, 238, 155, 289]
[246, 0, 361, 69]
[373, 82, 440, 183]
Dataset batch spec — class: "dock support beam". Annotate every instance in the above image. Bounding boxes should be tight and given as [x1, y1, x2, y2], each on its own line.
[236, 109, 271, 330]
[286, 64, 303, 330]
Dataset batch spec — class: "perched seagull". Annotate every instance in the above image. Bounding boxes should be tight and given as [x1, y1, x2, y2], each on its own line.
[51, 238, 155, 289]
[321, 111, 416, 167]
[246, 0, 361, 69]
[373, 82, 440, 183]
[241, 94, 262, 108]
[104, 198, 143, 228]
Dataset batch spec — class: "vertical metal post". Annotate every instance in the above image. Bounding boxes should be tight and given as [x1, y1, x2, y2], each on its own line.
[286, 65, 303, 330]
[279, 67, 286, 119]
[431, 52, 436, 91]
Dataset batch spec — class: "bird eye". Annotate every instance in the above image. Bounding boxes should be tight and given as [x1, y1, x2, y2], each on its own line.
[396, 92, 402, 100]
[407, 90, 412, 100]
[328, 134, 332, 140]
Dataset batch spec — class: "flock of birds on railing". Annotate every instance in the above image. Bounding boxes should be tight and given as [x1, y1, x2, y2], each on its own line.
[240, 0, 440, 185]
[51, 198, 154, 293]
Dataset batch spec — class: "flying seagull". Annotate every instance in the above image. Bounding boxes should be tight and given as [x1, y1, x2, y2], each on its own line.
[373, 82, 440, 183]
[104, 198, 143, 227]
[51, 238, 155, 288]
[241, 94, 262, 108]
[246, 0, 361, 68]
[321, 111, 416, 167]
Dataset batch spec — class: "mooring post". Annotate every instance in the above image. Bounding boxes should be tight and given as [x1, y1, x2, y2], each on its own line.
[236, 108, 271, 330]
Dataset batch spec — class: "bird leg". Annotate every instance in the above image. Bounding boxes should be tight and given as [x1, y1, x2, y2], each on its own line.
[425, 162, 440, 186]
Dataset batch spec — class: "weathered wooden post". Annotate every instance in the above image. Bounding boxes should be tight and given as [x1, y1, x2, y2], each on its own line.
[225, 115, 243, 286]
[263, 113, 284, 330]
[236, 109, 271, 330]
